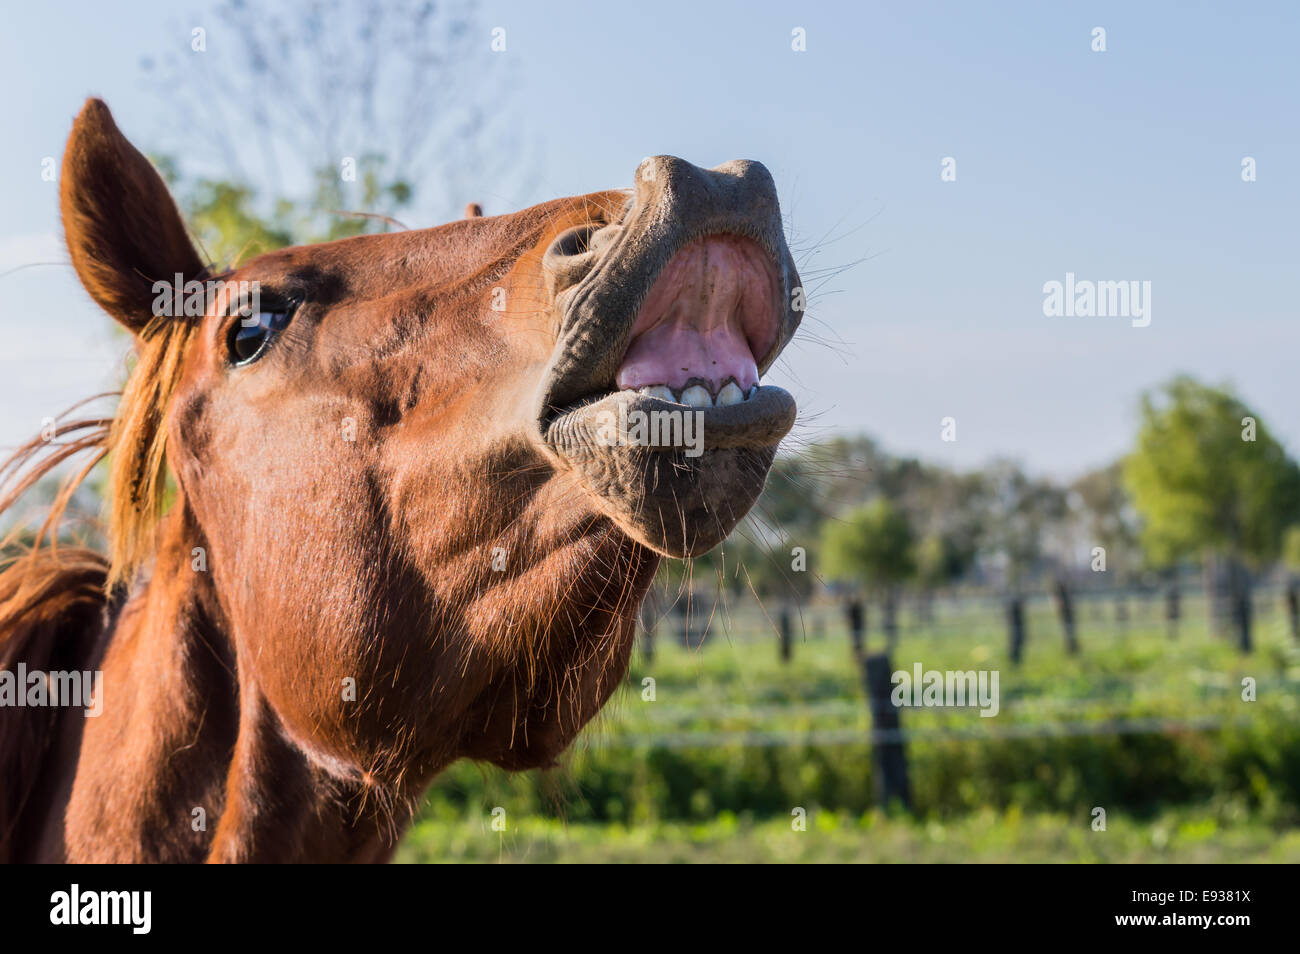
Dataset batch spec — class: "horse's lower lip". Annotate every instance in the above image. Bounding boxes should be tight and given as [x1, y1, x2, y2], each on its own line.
[539, 385, 795, 557]
[542, 384, 796, 457]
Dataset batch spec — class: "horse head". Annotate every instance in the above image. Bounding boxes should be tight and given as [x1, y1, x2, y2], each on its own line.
[15, 99, 802, 860]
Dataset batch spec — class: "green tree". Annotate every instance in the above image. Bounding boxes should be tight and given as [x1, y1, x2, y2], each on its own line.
[1123, 376, 1300, 650]
[160, 156, 414, 266]
[1284, 526, 1300, 642]
[1072, 461, 1139, 576]
[821, 498, 916, 645]
[1071, 460, 1142, 639]
[980, 460, 1067, 590]
[1284, 525, 1300, 577]
[141, 0, 525, 265]
[913, 532, 965, 625]
[915, 534, 950, 591]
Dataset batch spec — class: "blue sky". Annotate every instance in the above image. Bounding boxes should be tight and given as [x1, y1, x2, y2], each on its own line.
[2, 0, 1296, 477]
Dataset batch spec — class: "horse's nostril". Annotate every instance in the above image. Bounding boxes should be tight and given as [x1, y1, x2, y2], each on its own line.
[543, 225, 606, 300]
[550, 225, 596, 258]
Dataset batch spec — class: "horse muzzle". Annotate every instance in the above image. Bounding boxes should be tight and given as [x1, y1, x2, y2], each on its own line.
[535, 156, 802, 557]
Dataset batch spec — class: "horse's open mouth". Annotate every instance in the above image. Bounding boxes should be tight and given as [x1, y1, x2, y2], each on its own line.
[538, 225, 800, 557]
[542, 233, 797, 451]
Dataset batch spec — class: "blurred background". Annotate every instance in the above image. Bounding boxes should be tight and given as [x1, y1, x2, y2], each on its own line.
[2, 0, 1298, 862]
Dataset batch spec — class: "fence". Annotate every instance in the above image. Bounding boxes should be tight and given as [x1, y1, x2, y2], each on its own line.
[623, 588, 1300, 811]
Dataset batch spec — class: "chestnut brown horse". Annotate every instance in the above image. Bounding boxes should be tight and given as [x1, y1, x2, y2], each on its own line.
[0, 99, 801, 862]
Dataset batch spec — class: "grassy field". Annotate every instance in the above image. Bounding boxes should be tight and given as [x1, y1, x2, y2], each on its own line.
[397, 808, 1300, 863]
[399, 590, 1300, 862]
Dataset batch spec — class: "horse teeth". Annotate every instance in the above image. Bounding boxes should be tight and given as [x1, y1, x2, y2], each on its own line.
[639, 385, 676, 402]
[717, 382, 744, 406]
[680, 385, 713, 408]
[631, 382, 753, 405]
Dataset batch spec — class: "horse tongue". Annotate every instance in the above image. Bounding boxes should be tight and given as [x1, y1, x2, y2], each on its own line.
[615, 321, 758, 394]
[614, 235, 773, 395]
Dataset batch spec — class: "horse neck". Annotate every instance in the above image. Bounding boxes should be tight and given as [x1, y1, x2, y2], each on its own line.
[59, 502, 395, 862]
[60, 482, 658, 862]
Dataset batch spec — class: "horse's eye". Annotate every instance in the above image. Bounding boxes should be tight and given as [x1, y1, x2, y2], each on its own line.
[228, 307, 294, 365]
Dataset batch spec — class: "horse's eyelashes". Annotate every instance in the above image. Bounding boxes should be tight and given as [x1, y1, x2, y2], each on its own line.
[227, 304, 296, 366]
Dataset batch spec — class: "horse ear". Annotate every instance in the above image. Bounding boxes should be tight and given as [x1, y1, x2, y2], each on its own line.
[60, 98, 206, 333]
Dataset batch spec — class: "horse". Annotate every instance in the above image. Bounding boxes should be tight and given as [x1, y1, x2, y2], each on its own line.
[0, 99, 802, 862]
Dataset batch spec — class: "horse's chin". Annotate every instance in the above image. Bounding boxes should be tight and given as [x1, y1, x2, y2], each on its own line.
[541, 386, 795, 557]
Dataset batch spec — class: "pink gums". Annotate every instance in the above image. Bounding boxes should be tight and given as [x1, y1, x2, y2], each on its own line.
[614, 235, 780, 393]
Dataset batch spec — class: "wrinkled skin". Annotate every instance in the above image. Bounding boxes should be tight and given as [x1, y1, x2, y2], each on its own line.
[25, 100, 800, 862]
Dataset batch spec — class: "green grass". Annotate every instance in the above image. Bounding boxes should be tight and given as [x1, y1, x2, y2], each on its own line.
[397, 807, 1300, 864]
[399, 592, 1300, 862]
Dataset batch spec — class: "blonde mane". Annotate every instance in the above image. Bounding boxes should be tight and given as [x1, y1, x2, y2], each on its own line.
[0, 315, 196, 591]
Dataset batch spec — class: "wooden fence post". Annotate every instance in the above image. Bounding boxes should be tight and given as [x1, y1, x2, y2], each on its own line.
[846, 598, 865, 655]
[1007, 596, 1026, 665]
[862, 651, 910, 811]
[1165, 584, 1180, 640]
[1053, 578, 1078, 656]
[1233, 581, 1253, 654]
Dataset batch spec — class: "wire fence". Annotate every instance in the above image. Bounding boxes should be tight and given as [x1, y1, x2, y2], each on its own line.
[611, 587, 1300, 774]
[649, 583, 1299, 643]
[586, 714, 1257, 751]
[624, 674, 1300, 727]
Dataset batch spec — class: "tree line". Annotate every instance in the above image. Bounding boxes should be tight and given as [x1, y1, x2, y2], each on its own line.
[659, 376, 1300, 656]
